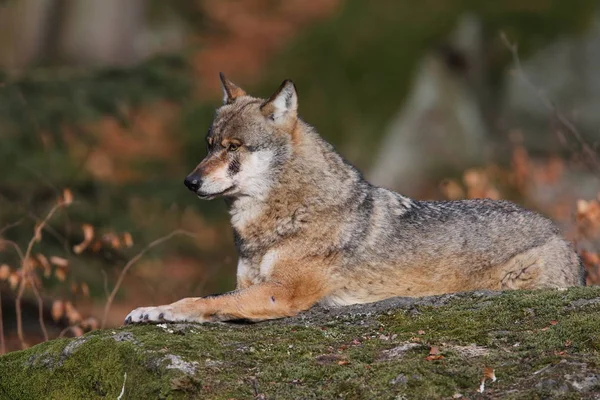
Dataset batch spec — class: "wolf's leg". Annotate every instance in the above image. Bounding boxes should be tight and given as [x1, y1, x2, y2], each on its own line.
[124, 279, 326, 324]
[496, 236, 583, 289]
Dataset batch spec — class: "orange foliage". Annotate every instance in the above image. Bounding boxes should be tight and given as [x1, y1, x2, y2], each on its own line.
[63, 102, 182, 183]
[441, 144, 600, 285]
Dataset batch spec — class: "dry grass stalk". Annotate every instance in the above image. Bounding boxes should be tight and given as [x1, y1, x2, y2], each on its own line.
[101, 229, 195, 328]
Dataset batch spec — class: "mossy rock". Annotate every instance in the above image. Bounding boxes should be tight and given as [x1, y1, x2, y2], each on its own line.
[1, 287, 600, 399]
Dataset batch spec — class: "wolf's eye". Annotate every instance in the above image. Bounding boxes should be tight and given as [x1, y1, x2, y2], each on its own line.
[227, 143, 240, 152]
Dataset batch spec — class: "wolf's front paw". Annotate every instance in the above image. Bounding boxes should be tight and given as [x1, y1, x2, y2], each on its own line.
[124, 305, 177, 325]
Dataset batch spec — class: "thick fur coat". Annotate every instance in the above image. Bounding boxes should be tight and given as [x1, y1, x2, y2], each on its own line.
[125, 75, 583, 325]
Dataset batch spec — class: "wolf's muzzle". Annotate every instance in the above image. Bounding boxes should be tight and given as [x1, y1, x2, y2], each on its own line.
[184, 175, 201, 192]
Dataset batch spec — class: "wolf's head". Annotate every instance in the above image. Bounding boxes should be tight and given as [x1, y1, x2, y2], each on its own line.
[184, 74, 298, 200]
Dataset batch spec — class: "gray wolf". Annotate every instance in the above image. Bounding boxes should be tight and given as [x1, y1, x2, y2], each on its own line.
[125, 74, 584, 324]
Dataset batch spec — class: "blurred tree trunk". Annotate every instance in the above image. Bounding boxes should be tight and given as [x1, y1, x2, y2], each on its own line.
[59, 0, 146, 66]
[0, 0, 55, 68]
[368, 14, 490, 194]
[0, 0, 147, 69]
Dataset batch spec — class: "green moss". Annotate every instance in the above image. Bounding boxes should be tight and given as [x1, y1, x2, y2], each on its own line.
[1, 287, 599, 399]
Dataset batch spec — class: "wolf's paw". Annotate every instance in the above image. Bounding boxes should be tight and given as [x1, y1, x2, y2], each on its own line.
[124, 305, 179, 325]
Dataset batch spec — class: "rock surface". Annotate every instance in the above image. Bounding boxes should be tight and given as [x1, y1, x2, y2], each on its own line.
[1, 287, 600, 399]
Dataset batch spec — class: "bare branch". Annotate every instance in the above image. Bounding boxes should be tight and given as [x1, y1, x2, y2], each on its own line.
[29, 278, 49, 342]
[117, 372, 128, 400]
[0, 219, 23, 237]
[16, 200, 64, 349]
[100, 268, 110, 299]
[22, 202, 64, 266]
[0, 292, 5, 354]
[101, 229, 195, 328]
[500, 32, 600, 174]
[15, 282, 27, 349]
[0, 239, 25, 262]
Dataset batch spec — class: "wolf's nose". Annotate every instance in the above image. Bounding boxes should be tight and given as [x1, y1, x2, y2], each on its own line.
[184, 175, 201, 192]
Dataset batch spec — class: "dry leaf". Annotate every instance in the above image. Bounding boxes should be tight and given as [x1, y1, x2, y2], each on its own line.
[62, 188, 73, 206]
[483, 367, 496, 381]
[81, 282, 90, 297]
[91, 240, 102, 253]
[35, 254, 51, 277]
[51, 300, 64, 321]
[0, 264, 10, 280]
[123, 232, 134, 247]
[440, 180, 464, 200]
[80, 317, 99, 331]
[423, 346, 444, 361]
[54, 268, 67, 282]
[577, 199, 590, 215]
[50, 256, 69, 268]
[8, 272, 20, 289]
[337, 360, 349, 365]
[69, 326, 84, 337]
[478, 367, 496, 393]
[111, 236, 121, 249]
[73, 224, 95, 254]
[65, 301, 82, 324]
[34, 223, 42, 243]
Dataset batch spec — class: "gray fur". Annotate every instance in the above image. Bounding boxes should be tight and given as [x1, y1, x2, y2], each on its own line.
[190, 82, 584, 304]
[125, 77, 585, 326]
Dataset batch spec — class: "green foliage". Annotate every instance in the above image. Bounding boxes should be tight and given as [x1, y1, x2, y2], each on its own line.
[0, 54, 201, 300]
[0, 55, 190, 135]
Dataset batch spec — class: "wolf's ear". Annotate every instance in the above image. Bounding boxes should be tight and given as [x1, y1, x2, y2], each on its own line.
[220, 72, 247, 104]
[260, 80, 297, 125]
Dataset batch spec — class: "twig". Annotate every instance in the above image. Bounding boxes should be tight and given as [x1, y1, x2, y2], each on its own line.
[500, 32, 600, 174]
[248, 377, 266, 399]
[101, 229, 195, 328]
[0, 192, 72, 255]
[17, 165, 74, 256]
[22, 202, 64, 267]
[57, 326, 72, 338]
[532, 364, 553, 375]
[29, 278, 49, 342]
[0, 291, 5, 354]
[101, 268, 110, 299]
[0, 239, 25, 262]
[14, 283, 27, 349]
[0, 219, 23, 237]
[117, 372, 127, 400]
[15, 201, 64, 349]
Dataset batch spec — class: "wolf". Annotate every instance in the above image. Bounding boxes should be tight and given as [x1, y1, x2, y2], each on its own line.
[125, 74, 584, 324]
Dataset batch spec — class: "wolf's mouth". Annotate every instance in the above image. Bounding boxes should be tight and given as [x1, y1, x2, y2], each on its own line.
[197, 186, 235, 199]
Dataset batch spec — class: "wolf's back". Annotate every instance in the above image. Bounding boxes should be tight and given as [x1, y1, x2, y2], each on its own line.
[338, 192, 583, 292]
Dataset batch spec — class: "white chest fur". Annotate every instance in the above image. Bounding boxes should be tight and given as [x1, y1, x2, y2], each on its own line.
[236, 249, 280, 285]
